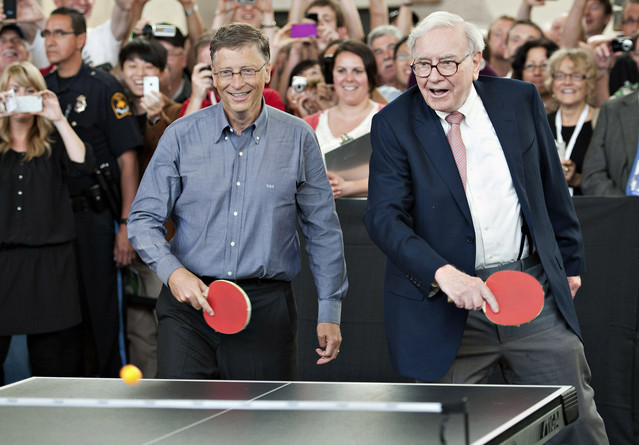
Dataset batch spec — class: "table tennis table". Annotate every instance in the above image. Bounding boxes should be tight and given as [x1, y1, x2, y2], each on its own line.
[0, 378, 577, 445]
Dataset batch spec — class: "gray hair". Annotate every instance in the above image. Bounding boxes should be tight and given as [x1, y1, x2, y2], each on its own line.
[407, 11, 485, 57]
[367, 25, 403, 47]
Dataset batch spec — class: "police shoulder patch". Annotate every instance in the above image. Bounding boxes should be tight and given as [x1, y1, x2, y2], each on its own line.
[111, 92, 132, 119]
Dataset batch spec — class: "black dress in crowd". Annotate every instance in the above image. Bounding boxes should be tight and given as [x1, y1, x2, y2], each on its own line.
[0, 135, 94, 335]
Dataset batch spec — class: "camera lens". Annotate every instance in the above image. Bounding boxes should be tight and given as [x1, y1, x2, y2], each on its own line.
[141, 24, 154, 37]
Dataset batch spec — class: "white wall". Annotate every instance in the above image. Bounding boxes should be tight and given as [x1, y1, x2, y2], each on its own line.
[40, 0, 576, 35]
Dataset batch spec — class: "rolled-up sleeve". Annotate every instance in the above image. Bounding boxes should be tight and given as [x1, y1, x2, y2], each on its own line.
[128, 126, 184, 284]
[296, 130, 348, 324]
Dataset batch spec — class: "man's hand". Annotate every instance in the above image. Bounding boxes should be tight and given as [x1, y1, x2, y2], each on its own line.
[567, 275, 581, 299]
[167, 268, 213, 315]
[315, 322, 341, 365]
[435, 264, 499, 313]
[113, 226, 136, 267]
[190, 62, 214, 102]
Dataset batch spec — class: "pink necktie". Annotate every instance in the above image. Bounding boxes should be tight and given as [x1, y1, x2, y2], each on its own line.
[445, 111, 467, 190]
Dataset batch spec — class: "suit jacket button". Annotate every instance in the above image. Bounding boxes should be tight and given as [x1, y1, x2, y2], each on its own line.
[466, 235, 474, 243]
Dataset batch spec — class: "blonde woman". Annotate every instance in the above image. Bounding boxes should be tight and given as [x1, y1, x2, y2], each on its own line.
[0, 62, 93, 380]
[545, 48, 599, 195]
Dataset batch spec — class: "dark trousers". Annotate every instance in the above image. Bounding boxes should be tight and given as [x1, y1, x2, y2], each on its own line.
[74, 208, 122, 377]
[437, 257, 608, 445]
[157, 280, 297, 380]
[0, 324, 82, 384]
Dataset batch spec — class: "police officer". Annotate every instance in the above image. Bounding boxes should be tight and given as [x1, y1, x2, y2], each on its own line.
[44, 7, 142, 377]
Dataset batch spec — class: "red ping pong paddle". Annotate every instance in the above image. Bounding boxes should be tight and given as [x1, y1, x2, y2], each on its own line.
[483, 270, 544, 326]
[203, 280, 252, 334]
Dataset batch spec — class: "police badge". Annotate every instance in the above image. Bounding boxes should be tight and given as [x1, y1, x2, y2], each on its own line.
[74, 95, 87, 113]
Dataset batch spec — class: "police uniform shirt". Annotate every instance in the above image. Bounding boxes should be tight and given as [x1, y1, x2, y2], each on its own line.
[45, 64, 143, 195]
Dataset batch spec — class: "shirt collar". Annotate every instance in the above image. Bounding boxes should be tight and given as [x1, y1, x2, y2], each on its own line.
[213, 98, 268, 144]
[434, 85, 479, 127]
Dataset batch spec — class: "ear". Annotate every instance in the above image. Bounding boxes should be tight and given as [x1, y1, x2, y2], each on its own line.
[471, 51, 482, 80]
[337, 27, 348, 39]
[264, 62, 271, 85]
[76, 32, 87, 50]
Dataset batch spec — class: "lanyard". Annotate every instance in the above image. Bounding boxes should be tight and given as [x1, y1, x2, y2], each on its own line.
[555, 104, 589, 160]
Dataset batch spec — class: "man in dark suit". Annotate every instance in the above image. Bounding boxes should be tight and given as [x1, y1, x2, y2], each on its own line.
[582, 92, 639, 196]
[363, 12, 608, 444]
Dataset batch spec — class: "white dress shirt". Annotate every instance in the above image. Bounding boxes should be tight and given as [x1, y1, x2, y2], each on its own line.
[436, 86, 528, 269]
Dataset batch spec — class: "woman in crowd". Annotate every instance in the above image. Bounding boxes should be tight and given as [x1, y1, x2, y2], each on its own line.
[545, 48, 599, 195]
[0, 62, 93, 381]
[304, 40, 383, 198]
[511, 38, 559, 112]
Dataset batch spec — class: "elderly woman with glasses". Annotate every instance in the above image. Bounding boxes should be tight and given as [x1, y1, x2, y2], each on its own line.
[545, 48, 599, 195]
[511, 38, 559, 113]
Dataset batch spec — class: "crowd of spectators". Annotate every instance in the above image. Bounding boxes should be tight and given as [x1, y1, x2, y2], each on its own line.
[2, 0, 639, 385]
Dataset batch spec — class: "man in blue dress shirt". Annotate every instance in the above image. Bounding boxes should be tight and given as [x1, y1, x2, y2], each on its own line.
[128, 23, 347, 380]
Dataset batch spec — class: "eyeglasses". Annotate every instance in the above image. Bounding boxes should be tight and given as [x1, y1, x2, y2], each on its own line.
[523, 63, 548, 72]
[213, 62, 267, 81]
[552, 72, 587, 81]
[41, 29, 77, 39]
[0, 37, 23, 46]
[410, 53, 470, 78]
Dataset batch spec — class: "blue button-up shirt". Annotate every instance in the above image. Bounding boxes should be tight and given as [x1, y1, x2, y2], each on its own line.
[128, 101, 347, 323]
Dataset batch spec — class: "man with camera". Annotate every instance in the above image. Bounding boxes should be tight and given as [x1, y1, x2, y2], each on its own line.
[28, 0, 135, 70]
[43, 7, 142, 377]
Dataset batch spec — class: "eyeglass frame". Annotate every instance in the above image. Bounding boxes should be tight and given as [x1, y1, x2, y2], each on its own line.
[551, 72, 587, 82]
[213, 62, 268, 81]
[410, 52, 471, 78]
[40, 29, 79, 39]
[523, 62, 549, 72]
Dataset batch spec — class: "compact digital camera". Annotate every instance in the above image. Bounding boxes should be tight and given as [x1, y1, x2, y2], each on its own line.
[611, 37, 634, 52]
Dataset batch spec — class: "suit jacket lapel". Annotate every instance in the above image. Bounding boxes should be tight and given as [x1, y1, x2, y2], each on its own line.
[620, 93, 639, 165]
[474, 80, 531, 213]
[412, 91, 473, 225]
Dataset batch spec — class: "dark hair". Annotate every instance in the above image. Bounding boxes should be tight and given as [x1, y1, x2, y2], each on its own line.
[332, 40, 378, 93]
[305, 0, 345, 28]
[119, 38, 168, 71]
[511, 38, 558, 80]
[50, 7, 86, 34]
[506, 19, 543, 45]
[154, 23, 186, 48]
[193, 32, 214, 59]
[209, 23, 269, 65]
[393, 36, 409, 60]
[288, 60, 321, 86]
[594, 0, 613, 16]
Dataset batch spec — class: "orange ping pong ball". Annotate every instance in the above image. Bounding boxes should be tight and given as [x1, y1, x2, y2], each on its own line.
[120, 364, 142, 385]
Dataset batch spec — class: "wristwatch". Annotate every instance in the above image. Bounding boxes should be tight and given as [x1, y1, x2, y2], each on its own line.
[148, 115, 161, 126]
[185, 4, 198, 16]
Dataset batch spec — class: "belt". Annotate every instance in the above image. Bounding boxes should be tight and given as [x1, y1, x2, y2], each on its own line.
[475, 253, 541, 281]
[198, 276, 289, 287]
